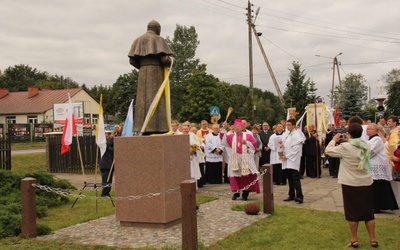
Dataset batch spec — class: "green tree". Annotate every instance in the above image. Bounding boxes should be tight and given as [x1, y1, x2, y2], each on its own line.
[0, 64, 79, 92]
[363, 102, 378, 122]
[227, 84, 250, 121]
[214, 81, 235, 123]
[382, 68, 400, 86]
[36, 75, 79, 90]
[0, 64, 47, 91]
[0, 64, 79, 91]
[253, 88, 284, 125]
[166, 25, 204, 118]
[178, 71, 219, 122]
[385, 80, 400, 115]
[283, 61, 310, 113]
[337, 73, 368, 119]
[108, 70, 138, 122]
[382, 69, 400, 115]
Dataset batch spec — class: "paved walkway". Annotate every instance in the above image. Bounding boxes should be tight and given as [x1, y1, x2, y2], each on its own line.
[38, 168, 400, 249]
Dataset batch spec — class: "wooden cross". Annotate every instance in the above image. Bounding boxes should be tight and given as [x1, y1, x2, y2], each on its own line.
[289, 109, 299, 119]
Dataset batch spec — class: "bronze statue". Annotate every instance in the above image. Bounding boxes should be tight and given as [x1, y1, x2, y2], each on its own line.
[128, 20, 173, 134]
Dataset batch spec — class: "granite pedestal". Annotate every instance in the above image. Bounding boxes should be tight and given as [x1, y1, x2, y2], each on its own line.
[114, 135, 190, 228]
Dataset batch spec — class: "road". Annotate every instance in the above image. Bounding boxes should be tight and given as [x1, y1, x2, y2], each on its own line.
[11, 148, 46, 155]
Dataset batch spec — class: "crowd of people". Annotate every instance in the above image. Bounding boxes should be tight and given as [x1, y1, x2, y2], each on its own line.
[170, 115, 400, 247]
[100, 115, 400, 247]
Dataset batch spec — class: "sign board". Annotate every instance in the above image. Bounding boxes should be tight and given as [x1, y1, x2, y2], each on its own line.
[53, 102, 84, 124]
[211, 116, 219, 124]
[34, 124, 54, 141]
[209, 106, 220, 116]
[9, 123, 30, 141]
[0, 124, 4, 140]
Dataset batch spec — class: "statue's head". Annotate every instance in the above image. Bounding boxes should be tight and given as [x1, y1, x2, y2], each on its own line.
[147, 20, 161, 35]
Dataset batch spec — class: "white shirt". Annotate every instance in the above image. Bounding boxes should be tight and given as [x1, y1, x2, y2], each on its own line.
[281, 130, 304, 171]
[205, 133, 223, 162]
[268, 132, 285, 165]
[369, 135, 392, 181]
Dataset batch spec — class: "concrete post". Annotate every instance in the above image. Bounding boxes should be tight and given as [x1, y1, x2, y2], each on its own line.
[21, 177, 37, 238]
[262, 164, 274, 214]
[181, 180, 197, 250]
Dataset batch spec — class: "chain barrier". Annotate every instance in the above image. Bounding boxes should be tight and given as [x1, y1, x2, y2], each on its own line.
[197, 169, 267, 197]
[32, 183, 180, 201]
[32, 169, 267, 200]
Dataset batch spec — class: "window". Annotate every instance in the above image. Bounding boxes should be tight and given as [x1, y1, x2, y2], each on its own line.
[84, 114, 91, 124]
[92, 114, 98, 125]
[27, 115, 38, 124]
[6, 116, 16, 124]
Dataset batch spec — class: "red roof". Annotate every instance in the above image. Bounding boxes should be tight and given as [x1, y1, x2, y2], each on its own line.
[0, 88, 82, 115]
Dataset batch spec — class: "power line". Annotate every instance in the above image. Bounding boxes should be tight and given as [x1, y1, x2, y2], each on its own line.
[215, 0, 244, 9]
[254, 3, 400, 38]
[342, 60, 400, 66]
[257, 25, 400, 44]
[219, 60, 400, 82]
[260, 35, 311, 65]
[179, 0, 243, 20]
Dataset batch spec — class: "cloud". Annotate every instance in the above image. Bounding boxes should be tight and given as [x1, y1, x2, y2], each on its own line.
[1, 0, 399, 107]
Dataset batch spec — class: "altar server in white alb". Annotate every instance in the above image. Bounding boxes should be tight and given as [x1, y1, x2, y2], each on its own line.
[279, 118, 305, 204]
[205, 124, 224, 184]
[268, 124, 286, 185]
[181, 124, 202, 189]
[225, 119, 260, 201]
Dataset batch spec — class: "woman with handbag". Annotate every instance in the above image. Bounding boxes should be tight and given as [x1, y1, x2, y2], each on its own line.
[325, 123, 378, 248]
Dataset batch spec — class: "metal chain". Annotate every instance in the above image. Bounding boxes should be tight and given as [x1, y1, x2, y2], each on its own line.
[32, 169, 268, 200]
[32, 183, 180, 201]
[197, 169, 267, 197]
[32, 183, 72, 196]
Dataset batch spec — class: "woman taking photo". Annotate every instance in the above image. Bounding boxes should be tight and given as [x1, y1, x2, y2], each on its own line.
[325, 122, 378, 248]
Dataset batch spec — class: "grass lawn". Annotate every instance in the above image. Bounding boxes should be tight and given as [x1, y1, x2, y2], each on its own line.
[208, 205, 400, 250]
[12, 153, 46, 172]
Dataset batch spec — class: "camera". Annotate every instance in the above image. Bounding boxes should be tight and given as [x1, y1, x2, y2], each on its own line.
[333, 127, 347, 135]
[333, 127, 347, 144]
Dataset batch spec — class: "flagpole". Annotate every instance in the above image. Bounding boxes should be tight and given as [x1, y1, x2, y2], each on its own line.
[76, 135, 86, 181]
[95, 145, 99, 184]
[106, 159, 115, 183]
[314, 99, 320, 178]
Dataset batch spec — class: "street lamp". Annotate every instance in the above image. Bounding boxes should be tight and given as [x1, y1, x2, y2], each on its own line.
[315, 53, 342, 108]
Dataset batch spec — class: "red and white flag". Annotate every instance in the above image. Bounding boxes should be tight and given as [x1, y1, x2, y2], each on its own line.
[61, 93, 77, 155]
[334, 106, 340, 126]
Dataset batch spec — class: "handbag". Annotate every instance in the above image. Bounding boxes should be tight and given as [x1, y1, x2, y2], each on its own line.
[393, 171, 400, 182]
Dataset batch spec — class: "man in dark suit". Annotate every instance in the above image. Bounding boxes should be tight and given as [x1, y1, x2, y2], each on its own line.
[99, 132, 114, 197]
[258, 122, 274, 167]
[303, 124, 321, 178]
[325, 124, 335, 176]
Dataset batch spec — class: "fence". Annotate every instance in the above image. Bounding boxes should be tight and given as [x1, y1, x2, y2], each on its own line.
[0, 124, 11, 170]
[46, 134, 97, 173]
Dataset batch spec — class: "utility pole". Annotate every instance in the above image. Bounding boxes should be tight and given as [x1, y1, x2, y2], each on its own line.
[315, 53, 342, 108]
[252, 24, 285, 107]
[249, 5, 285, 107]
[247, 0, 254, 120]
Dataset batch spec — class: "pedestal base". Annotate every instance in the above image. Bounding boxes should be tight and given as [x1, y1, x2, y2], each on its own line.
[114, 135, 190, 227]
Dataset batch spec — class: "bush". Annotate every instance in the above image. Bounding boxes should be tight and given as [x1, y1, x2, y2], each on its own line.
[0, 170, 75, 238]
[244, 203, 260, 215]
